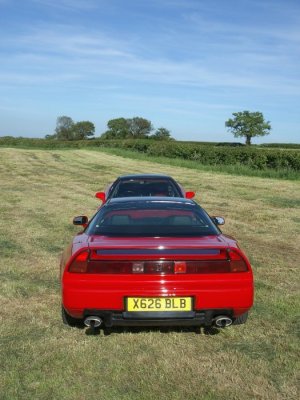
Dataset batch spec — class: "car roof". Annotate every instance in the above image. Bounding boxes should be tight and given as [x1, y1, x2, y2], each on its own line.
[117, 174, 173, 180]
[107, 196, 195, 206]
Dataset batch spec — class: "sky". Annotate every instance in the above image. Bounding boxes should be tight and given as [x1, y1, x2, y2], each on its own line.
[0, 0, 299, 143]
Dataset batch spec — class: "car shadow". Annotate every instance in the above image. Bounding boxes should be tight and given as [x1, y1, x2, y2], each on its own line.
[84, 325, 220, 336]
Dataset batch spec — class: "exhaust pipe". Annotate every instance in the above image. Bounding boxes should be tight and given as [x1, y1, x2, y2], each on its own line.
[214, 316, 232, 328]
[84, 316, 102, 328]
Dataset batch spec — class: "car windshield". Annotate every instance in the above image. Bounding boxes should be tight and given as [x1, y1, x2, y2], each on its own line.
[109, 178, 182, 198]
[86, 200, 220, 237]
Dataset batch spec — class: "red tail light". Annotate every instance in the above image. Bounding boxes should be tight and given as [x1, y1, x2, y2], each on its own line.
[186, 260, 231, 273]
[185, 191, 195, 199]
[88, 261, 133, 274]
[95, 192, 106, 202]
[68, 250, 89, 273]
[227, 249, 248, 272]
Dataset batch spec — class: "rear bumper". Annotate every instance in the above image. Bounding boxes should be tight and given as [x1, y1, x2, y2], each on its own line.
[82, 308, 237, 327]
[62, 270, 254, 326]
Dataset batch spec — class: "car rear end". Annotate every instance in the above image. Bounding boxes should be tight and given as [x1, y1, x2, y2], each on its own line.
[62, 238, 253, 329]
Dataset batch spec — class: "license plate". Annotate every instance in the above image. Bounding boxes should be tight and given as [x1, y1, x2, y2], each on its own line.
[127, 297, 192, 312]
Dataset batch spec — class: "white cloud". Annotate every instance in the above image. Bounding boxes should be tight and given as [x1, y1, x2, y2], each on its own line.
[1, 22, 300, 97]
[31, 0, 100, 11]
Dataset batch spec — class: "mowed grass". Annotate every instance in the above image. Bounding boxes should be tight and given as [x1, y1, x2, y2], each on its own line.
[0, 148, 299, 400]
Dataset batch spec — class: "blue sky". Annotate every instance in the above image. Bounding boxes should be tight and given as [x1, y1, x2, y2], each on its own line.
[0, 0, 299, 143]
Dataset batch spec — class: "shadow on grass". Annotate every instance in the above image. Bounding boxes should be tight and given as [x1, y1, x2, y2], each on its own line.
[84, 325, 221, 336]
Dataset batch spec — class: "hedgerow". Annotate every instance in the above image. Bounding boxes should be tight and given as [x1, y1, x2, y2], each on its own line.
[1, 137, 299, 172]
[112, 140, 300, 171]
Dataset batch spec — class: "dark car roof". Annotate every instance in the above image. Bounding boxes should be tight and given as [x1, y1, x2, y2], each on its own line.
[118, 174, 174, 180]
[106, 175, 184, 200]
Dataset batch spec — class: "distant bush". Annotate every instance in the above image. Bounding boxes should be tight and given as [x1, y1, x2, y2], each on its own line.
[216, 142, 245, 147]
[260, 143, 300, 149]
[0, 137, 81, 149]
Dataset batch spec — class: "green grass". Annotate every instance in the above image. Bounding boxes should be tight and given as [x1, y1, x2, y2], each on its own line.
[0, 148, 299, 400]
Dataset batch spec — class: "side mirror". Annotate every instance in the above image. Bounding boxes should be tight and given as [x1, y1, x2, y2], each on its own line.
[212, 216, 225, 226]
[73, 216, 88, 226]
[95, 191, 106, 203]
[185, 191, 195, 199]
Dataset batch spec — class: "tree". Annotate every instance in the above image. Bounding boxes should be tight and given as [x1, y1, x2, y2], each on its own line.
[127, 117, 153, 138]
[101, 117, 153, 139]
[152, 127, 173, 140]
[73, 121, 95, 140]
[101, 118, 130, 139]
[55, 116, 75, 140]
[225, 111, 271, 145]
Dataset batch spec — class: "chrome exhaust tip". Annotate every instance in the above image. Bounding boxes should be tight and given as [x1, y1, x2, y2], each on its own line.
[214, 316, 233, 328]
[84, 316, 102, 328]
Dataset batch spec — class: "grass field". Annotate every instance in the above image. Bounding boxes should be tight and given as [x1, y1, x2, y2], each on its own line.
[0, 148, 299, 400]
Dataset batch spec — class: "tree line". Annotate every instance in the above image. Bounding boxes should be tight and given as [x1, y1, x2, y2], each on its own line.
[46, 116, 173, 141]
[46, 111, 271, 145]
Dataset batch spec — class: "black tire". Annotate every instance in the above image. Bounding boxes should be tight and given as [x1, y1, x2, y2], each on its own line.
[61, 306, 81, 327]
[233, 311, 248, 325]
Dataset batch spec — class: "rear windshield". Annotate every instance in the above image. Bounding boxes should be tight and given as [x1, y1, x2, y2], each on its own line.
[109, 179, 182, 198]
[86, 201, 220, 237]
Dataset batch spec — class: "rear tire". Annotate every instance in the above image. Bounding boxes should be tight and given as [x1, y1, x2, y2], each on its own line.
[61, 306, 81, 327]
[233, 311, 248, 325]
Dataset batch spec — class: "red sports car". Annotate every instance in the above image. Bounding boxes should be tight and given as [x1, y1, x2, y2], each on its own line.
[60, 198, 253, 331]
[95, 174, 195, 203]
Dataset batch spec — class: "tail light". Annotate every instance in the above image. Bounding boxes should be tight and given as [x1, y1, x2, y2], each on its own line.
[186, 260, 231, 273]
[68, 248, 248, 274]
[68, 250, 89, 273]
[227, 249, 248, 272]
[95, 192, 106, 202]
[185, 191, 195, 199]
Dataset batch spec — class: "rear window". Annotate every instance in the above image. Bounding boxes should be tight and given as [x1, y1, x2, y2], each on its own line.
[87, 201, 220, 237]
[109, 179, 182, 198]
